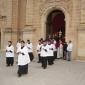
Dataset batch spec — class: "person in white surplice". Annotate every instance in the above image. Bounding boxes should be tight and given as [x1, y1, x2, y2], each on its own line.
[26, 40, 34, 61]
[47, 40, 54, 65]
[17, 40, 30, 77]
[37, 40, 42, 63]
[40, 41, 48, 69]
[6, 41, 14, 66]
[16, 39, 21, 49]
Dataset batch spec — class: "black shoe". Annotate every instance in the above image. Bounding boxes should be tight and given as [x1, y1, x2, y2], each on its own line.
[11, 64, 13, 66]
[37, 61, 40, 63]
[18, 73, 21, 77]
[23, 71, 28, 75]
[43, 67, 47, 69]
[68, 60, 71, 61]
[42, 65, 44, 67]
[6, 65, 10, 67]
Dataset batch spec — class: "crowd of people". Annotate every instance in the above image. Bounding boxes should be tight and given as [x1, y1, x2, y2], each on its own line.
[37, 38, 73, 69]
[5, 38, 73, 77]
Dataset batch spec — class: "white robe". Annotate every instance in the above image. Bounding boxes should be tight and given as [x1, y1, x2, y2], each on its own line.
[36, 44, 42, 54]
[26, 43, 33, 53]
[17, 46, 30, 65]
[40, 45, 48, 57]
[52, 43, 57, 52]
[47, 44, 54, 56]
[6, 45, 14, 57]
[16, 42, 21, 49]
[57, 44, 63, 58]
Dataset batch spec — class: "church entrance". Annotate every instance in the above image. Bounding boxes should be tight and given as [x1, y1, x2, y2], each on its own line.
[46, 10, 65, 42]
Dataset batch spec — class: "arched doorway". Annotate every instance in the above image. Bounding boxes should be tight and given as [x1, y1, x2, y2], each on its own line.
[46, 10, 65, 41]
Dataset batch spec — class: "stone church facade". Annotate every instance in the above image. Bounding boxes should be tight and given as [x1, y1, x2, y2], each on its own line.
[0, 0, 85, 60]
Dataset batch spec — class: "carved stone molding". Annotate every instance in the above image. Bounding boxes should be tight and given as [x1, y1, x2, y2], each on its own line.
[78, 23, 85, 31]
[40, 0, 70, 3]
[39, 0, 73, 16]
[3, 28, 18, 33]
[23, 25, 36, 32]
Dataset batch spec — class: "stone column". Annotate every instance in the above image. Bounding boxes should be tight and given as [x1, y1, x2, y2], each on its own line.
[26, 0, 34, 25]
[3, 0, 13, 48]
[77, 0, 85, 60]
[0, 17, 6, 50]
[18, 0, 27, 39]
[25, 0, 34, 41]
[71, 0, 81, 60]
[11, 0, 19, 46]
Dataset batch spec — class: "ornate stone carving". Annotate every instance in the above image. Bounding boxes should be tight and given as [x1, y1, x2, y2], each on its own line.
[39, 0, 73, 15]
[40, 0, 70, 3]
[23, 25, 36, 32]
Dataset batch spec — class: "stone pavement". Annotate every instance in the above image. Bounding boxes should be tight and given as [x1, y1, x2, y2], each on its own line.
[0, 53, 85, 85]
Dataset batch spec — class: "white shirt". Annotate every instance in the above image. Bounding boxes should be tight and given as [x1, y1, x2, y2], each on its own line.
[53, 43, 57, 51]
[16, 42, 21, 49]
[67, 43, 73, 51]
[40, 45, 48, 57]
[26, 43, 33, 53]
[37, 44, 42, 54]
[53, 40, 56, 45]
[47, 44, 54, 56]
[6, 45, 14, 57]
[17, 46, 30, 65]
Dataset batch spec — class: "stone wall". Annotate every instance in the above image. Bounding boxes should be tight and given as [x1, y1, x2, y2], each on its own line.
[78, 0, 85, 60]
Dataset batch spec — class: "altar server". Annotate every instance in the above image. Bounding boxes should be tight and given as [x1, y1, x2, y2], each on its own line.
[47, 40, 54, 65]
[6, 41, 14, 66]
[16, 39, 21, 49]
[26, 40, 34, 61]
[37, 40, 42, 63]
[52, 39, 57, 60]
[40, 41, 48, 69]
[17, 40, 30, 77]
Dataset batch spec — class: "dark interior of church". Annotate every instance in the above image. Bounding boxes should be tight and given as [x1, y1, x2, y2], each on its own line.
[46, 10, 65, 41]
